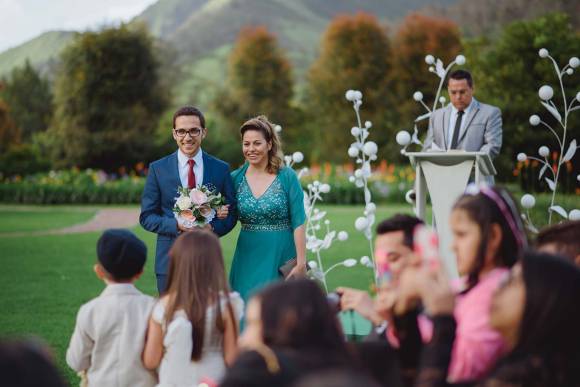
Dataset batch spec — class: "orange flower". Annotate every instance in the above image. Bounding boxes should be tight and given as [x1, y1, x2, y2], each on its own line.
[180, 210, 195, 220]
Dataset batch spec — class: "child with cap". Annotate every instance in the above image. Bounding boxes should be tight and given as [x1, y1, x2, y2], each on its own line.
[66, 229, 156, 387]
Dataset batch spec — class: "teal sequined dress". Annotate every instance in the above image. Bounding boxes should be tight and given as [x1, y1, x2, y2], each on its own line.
[229, 164, 306, 302]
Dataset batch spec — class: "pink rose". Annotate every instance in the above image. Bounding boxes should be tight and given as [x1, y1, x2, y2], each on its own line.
[189, 189, 208, 205]
[180, 210, 196, 221]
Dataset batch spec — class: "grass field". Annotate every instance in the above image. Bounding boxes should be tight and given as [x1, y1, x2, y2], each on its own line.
[0, 203, 417, 384]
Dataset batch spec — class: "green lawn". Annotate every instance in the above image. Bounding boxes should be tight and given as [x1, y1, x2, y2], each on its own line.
[0, 203, 417, 384]
[0, 205, 95, 233]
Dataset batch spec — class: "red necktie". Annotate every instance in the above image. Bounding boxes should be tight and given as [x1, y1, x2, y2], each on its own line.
[187, 159, 196, 189]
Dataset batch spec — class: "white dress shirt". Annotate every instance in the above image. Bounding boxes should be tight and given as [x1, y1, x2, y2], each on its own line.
[66, 284, 156, 387]
[177, 148, 204, 188]
[447, 98, 476, 149]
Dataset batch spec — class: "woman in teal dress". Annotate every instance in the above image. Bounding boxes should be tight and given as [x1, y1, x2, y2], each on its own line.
[225, 116, 306, 303]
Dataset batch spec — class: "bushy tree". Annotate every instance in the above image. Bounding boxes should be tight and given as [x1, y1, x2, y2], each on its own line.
[0, 60, 52, 139]
[465, 12, 580, 179]
[210, 26, 296, 165]
[306, 13, 392, 162]
[390, 13, 462, 135]
[44, 25, 168, 170]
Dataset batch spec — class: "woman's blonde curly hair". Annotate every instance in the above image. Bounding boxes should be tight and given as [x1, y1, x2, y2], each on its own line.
[240, 115, 284, 174]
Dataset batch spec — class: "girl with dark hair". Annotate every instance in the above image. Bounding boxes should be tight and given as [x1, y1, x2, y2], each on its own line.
[143, 230, 244, 386]
[220, 279, 352, 387]
[382, 185, 527, 383]
[218, 115, 307, 303]
[412, 251, 580, 387]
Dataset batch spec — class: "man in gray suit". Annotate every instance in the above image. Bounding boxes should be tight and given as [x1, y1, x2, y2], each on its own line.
[423, 70, 502, 159]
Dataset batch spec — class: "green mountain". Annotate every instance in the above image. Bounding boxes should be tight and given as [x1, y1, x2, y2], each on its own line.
[0, 0, 456, 99]
[0, 31, 76, 77]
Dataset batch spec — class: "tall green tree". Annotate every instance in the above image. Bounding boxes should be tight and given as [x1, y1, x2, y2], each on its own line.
[45, 25, 168, 170]
[306, 13, 392, 162]
[390, 13, 462, 137]
[0, 60, 52, 139]
[465, 12, 580, 179]
[210, 26, 296, 165]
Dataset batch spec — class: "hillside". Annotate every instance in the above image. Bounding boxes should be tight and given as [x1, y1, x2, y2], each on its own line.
[0, 0, 456, 82]
[0, 31, 76, 77]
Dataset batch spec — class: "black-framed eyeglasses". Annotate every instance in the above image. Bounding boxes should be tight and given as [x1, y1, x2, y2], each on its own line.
[174, 128, 203, 138]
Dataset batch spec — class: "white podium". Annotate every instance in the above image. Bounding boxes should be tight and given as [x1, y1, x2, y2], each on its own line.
[405, 151, 496, 277]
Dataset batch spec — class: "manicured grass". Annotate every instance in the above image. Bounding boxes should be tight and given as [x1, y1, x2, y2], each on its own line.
[0, 203, 420, 384]
[0, 206, 95, 233]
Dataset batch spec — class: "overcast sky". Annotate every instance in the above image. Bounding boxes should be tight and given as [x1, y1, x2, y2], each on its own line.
[0, 0, 158, 52]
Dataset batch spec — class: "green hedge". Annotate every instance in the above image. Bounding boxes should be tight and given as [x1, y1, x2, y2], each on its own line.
[0, 182, 145, 204]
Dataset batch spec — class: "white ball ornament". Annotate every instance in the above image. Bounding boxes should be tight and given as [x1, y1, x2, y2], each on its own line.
[455, 55, 466, 65]
[539, 48, 549, 58]
[308, 261, 318, 269]
[353, 90, 363, 100]
[349, 176, 356, 183]
[396, 131, 411, 146]
[517, 153, 527, 162]
[292, 151, 304, 163]
[320, 183, 331, 193]
[370, 154, 378, 161]
[360, 256, 371, 266]
[569, 57, 579, 68]
[274, 125, 282, 133]
[439, 96, 446, 104]
[539, 85, 554, 101]
[529, 115, 540, 126]
[363, 141, 378, 156]
[324, 219, 330, 225]
[576, 92, 580, 102]
[569, 209, 580, 221]
[566, 68, 574, 75]
[413, 91, 423, 101]
[355, 179, 364, 188]
[425, 55, 435, 65]
[355, 217, 369, 231]
[351, 126, 361, 136]
[538, 146, 550, 158]
[338, 231, 348, 241]
[348, 147, 359, 158]
[343, 259, 357, 267]
[365, 121, 372, 128]
[520, 194, 536, 209]
[354, 169, 363, 178]
[365, 202, 376, 213]
[345, 90, 356, 101]
[313, 180, 320, 187]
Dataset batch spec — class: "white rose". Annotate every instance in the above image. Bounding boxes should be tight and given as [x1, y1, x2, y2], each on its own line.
[176, 195, 192, 211]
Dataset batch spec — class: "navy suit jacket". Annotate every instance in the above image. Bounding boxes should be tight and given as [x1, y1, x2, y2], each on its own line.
[139, 151, 237, 274]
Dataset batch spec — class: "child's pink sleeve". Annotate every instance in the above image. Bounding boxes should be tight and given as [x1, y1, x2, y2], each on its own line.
[447, 270, 508, 382]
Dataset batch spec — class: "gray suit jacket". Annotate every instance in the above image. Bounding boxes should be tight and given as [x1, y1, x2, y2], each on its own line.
[422, 99, 502, 159]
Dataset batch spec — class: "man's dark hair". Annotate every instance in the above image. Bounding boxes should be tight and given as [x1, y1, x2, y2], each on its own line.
[173, 106, 206, 129]
[375, 214, 424, 249]
[536, 220, 580, 261]
[448, 69, 473, 88]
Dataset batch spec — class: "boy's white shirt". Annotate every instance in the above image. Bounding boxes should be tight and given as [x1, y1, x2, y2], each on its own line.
[66, 283, 156, 387]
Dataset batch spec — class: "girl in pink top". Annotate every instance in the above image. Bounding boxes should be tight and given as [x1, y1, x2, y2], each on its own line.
[444, 185, 528, 382]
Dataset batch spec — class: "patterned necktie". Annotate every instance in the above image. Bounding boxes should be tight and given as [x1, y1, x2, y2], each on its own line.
[450, 110, 464, 150]
[187, 159, 196, 189]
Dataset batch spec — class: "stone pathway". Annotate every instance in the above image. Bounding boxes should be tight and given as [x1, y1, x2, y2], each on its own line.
[0, 209, 141, 238]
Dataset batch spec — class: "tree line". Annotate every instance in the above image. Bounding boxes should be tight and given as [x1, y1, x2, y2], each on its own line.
[0, 12, 578, 180]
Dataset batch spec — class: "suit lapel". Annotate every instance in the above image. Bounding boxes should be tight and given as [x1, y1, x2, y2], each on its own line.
[201, 152, 212, 187]
[442, 106, 451, 149]
[169, 151, 181, 189]
[459, 100, 480, 144]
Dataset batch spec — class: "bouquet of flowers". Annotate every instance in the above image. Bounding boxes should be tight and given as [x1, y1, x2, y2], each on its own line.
[173, 185, 225, 228]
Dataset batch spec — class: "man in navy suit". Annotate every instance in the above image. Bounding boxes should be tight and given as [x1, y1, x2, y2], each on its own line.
[140, 106, 237, 293]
